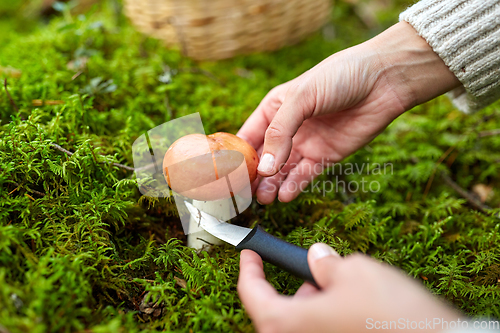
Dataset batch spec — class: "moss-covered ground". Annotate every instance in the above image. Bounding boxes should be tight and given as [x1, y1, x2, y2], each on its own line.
[1, 0, 500, 332]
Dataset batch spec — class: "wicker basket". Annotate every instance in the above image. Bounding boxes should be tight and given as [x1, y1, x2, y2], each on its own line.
[124, 0, 332, 60]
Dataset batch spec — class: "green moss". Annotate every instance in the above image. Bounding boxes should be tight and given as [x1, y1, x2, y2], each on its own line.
[1, 0, 500, 332]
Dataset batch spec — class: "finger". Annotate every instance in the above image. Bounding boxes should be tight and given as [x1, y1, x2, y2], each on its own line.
[256, 144, 264, 157]
[258, 83, 316, 177]
[236, 109, 269, 150]
[251, 176, 261, 196]
[252, 146, 264, 198]
[237, 250, 284, 319]
[278, 158, 323, 203]
[307, 243, 341, 289]
[257, 88, 314, 177]
[294, 282, 320, 298]
[237, 87, 286, 150]
[256, 150, 302, 204]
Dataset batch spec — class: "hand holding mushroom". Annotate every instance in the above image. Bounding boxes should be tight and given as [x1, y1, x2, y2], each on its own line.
[237, 22, 460, 205]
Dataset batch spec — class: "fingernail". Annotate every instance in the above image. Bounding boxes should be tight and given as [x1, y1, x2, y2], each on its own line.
[309, 243, 339, 261]
[258, 153, 275, 173]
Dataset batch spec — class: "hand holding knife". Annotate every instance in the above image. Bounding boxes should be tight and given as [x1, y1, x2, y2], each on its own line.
[184, 201, 318, 288]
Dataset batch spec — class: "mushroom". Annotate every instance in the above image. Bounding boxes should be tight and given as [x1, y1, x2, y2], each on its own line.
[163, 132, 259, 250]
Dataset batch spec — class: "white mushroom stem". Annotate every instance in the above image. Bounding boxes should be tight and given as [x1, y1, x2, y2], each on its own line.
[187, 198, 232, 250]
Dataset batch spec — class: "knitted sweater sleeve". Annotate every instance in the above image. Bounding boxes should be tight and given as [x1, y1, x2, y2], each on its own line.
[400, 0, 500, 113]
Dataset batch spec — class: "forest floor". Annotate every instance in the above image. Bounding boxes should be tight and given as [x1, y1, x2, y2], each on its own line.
[1, 0, 499, 332]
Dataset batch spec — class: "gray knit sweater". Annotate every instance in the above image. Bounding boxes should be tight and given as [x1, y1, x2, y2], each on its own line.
[400, 0, 500, 113]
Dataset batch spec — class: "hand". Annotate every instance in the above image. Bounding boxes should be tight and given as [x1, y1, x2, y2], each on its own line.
[238, 245, 462, 333]
[238, 21, 460, 204]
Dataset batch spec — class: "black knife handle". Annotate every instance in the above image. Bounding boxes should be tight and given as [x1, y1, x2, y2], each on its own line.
[236, 225, 318, 288]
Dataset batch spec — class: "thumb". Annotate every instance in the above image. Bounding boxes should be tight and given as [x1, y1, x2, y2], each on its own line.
[307, 243, 341, 289]
[257, 84, 316, 176]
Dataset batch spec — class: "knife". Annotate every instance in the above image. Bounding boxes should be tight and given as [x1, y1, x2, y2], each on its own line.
[184, 201, 318, 288]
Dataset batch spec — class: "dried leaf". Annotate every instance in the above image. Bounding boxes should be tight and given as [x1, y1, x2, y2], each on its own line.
[32, 99, 65, 106]
[472, 184, 493, 203]
[0, 66, 22, 78]
[67, 56, 88, 71]
[174, 276, 187, 289]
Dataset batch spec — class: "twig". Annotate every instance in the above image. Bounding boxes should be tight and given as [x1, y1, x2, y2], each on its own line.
[130, 279, 156, 284]
[71, 71, 83, 81]
[164, 94, 174, 119]
[12, 181, 46, 197]
[134, 162, 156, 172]
[50, 143, 135, 171]
[88, 143, 99, 165]
[4, 79, 19, 112]
[423, 145, 457, 199]
[110, 162, 135, 171]
[440, 172, 489, 213]
[478, 129, 500, 137]
[196, 237, 215, 246]
[51, 143, 74, 156]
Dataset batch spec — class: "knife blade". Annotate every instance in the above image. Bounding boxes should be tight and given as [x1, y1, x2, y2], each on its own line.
[184, 201, 318, 287]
